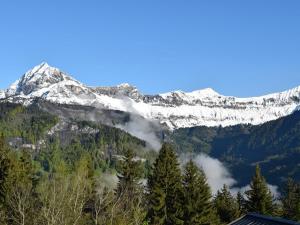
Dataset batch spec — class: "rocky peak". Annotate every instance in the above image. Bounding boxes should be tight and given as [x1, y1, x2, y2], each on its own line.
[6, 62, 80, 96]
[92, 83, 143, 101]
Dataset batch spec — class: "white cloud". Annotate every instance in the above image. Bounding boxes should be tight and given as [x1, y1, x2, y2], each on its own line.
[184, 153, 237, 194]
[181, 153, 281, 198]
[231, 183, 280, 199]
[115, 96, 162, 151]
[116, 114, 162, 151]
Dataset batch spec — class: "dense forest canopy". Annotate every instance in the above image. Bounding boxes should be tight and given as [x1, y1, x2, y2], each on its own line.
[0, 102, 300, 224]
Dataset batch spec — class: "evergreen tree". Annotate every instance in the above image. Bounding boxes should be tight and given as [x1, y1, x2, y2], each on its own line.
[0, 135, 10, 225]
[182, 160, 219, 225]
[112, 148, 146, 224]
[281, 178, 300, 221]
[214, 185, 240, 224]
[245, 165, 275, 215]
[0, 135, 10, 204]
[4, 150, 38, 225]
[116, 148, 143, 206]
[147, 143, 184, 225]
[236, 191, 245, 215]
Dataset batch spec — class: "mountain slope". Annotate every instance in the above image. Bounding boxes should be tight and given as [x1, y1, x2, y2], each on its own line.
[0, 101, 149, 157]
[1, 62, 300, 129]
[171, 111, 300, 187]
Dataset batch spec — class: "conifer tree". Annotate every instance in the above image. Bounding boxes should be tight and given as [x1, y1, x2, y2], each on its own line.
[245, 165, 275, 215]
[281, 178, 300, 221]
[0, 135, 10, 225]
[147, 143, 184, 225]
[236, 191, 245, 215]
[182, 160, 219, 225]
[114, 148, 145, 224]
[116, 148, 142, 202]
[0, 135, 10, 204]
[214, 185, 240, 224]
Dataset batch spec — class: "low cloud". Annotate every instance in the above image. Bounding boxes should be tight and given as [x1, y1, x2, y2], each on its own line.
[116, 114, 162, 151]
[98, 173, 118, 189]
[193, 154, 237, 194]
[233, 184, 280, 199]
[181, 153, 237, 195]
[116, 96, 162, 151]
[181, 153, 280, 198]
[268, 184, 280, 198]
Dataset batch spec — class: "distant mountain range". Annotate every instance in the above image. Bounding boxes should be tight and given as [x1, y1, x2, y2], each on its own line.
[1, 62, 300, 189]
[1, 62, 300, 130]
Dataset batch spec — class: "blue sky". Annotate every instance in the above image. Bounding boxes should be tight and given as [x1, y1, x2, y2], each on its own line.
[0, 0, 300, 96]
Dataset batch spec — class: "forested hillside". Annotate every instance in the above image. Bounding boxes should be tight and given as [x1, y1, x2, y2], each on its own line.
[2, 101, 300, 189]
[0, 102, 300, 224]
[172, 111, 300, 187]
[0, 102, 153, 175]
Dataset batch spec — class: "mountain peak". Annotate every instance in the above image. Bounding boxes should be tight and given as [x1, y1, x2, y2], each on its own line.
[116, 83, 139, 92]
[190, 87, 219, 96]
[35, 61, 50, 72]
[38, 61, 49, 68]
[117, 83, 133, 88]
[6, 62, 80, 96]
[25, 62, 59, 78]
[160, 87, 220, 100]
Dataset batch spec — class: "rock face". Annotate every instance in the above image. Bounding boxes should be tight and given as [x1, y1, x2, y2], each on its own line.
[2, 62, 300, 129]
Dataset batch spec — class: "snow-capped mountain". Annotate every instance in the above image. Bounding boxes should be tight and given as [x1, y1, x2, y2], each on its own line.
[2, 62, 300, 129]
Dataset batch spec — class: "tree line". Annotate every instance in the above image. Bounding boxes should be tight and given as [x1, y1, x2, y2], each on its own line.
[0, 137, 300, 225]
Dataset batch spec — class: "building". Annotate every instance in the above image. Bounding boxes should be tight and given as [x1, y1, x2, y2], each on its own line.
[229, 213, 300, 225]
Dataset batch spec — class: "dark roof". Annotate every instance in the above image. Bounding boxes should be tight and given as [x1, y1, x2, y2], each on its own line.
[228, 213, 300, 225]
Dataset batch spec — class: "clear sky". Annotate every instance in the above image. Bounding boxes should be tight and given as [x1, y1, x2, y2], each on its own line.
[0, 0, 300, 97]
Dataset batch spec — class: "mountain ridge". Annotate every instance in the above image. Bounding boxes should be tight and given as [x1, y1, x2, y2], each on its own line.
[1, 62, 300, 129]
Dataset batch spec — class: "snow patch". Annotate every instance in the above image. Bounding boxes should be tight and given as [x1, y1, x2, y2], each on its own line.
[0, 90, 5, 99]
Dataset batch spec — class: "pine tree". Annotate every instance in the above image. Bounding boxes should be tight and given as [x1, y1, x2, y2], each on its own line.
[245, 164, 275, 215]
[116, 148, 142, 202]
[182, 160, 219, 225]
[236, 191, 245, 215]
[0, 135, 10, 225]
[114, 148, 145, 224]
[147, 143, 184, 225]
[281, 178, 300, 221]
[0, 135, 10, 204]
[214, 185, 240, 224]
